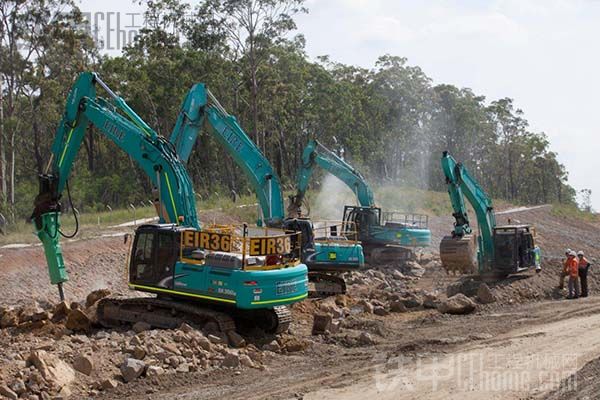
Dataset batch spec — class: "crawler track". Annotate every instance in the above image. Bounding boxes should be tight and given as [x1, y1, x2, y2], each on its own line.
[97, 297, 237, 333]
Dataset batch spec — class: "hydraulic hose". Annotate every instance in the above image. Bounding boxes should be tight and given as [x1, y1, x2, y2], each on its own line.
[59, 180, 79, 239]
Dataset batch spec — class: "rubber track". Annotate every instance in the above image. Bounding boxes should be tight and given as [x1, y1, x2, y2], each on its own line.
[96, 297, 237, 333]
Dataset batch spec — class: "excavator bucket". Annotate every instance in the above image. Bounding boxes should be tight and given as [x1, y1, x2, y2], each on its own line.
[440, 234, 478, 274]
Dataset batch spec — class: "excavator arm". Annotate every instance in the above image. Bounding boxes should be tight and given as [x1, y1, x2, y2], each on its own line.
[31, 72, 199, 300]
[288, 139, 375, 216]
[440, 151, 496, 272]
[170, 84, 284, 226]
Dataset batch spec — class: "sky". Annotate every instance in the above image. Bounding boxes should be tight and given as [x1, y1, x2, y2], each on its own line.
[78, 0, 600, 208]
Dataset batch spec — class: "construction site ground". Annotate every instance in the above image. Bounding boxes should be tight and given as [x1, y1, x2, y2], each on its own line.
[1, 204, 600, 399]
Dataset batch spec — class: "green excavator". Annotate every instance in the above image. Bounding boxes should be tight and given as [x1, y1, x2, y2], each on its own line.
[288, 139, 431, 264]
[440, 151, 541, 276]
[168, 84, 365, 295]
[31, 72, 308, 334]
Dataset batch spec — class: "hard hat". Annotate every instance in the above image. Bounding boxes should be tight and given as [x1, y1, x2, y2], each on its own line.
[570, 250, 577, 256]
[577, 251, 585, 256]
[565, 248, 572, 254]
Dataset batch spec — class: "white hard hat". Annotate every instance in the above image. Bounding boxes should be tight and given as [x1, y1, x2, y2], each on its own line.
[570, 250, 577, 256]
[565, 248, 572, 254]
[577, 251, 585, 256]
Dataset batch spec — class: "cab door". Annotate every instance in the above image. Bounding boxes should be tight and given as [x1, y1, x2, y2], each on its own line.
[130, 231, 157, 285]
[130, 229, 178, 288]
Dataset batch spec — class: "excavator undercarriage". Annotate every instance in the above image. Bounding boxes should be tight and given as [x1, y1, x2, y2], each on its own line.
[97, 297, 292, 334]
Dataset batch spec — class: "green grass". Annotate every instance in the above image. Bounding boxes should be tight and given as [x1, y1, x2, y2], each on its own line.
[551, 203, 598, 223]
[0, 193, 261, 246]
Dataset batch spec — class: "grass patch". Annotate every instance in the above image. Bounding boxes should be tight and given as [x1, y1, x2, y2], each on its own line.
[551, 203, 598, 223]
[0, 193, 261, 246]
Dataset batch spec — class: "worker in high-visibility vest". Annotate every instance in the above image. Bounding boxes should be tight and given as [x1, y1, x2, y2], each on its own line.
[567, 251, 580, 299]
[558, 248, 572, 290]
[577, 251, 591, 298]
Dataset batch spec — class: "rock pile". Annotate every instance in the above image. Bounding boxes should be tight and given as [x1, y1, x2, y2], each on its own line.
[0, 289, 273, 399]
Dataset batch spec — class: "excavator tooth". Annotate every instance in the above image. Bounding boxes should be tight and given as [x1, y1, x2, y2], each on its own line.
[439, 234, 478, 275]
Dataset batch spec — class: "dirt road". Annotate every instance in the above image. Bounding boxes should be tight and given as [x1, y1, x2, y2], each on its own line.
[98, 297, 599, 400]
[308, 298, 600, 400]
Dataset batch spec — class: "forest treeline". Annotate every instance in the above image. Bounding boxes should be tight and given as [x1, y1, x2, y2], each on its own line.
[0, 0, 576, 223]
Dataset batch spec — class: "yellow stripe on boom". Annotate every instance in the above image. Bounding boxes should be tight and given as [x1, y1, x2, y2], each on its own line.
[163, 172, 179, 223]
[58, 126, 76, 167]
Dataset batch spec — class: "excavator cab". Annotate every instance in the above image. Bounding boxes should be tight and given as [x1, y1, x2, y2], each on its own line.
[282, 217, 316, 255]
[492, 225, 539, 274]
[129, 224, 179, 288]
[342, 205, 380, 240]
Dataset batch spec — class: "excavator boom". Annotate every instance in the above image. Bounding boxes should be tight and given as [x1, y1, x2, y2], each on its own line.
[32, 72, 198, 299]
[288, 139, 374, 215]
[171, 84, 284, 226]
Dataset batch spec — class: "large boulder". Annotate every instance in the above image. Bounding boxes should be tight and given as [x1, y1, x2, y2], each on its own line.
[1, 308, 19, 328]
[0, 384, 18, 400]
[437, 294, 477, 315]
[446, 278, 481, 297]
[477, 283, 496, 304]
[398, 292, 423, 309]
[27, 350, 75, 390]
[120, 358, 146, 383]
[85, 289, 111, 308]
[51, 302, 71, 323]
[422, 292, 441, 309]
[222, 353, 240, 368]
[73, 354, 94, 376]
[400, 261, 425, 278]
[312, 313, 333, 335]
[227, 331, 246, 348]
[65, 309, 91, 333]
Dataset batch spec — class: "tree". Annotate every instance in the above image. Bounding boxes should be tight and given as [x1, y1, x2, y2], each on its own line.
[579, 189, 593, 212]
[204, 0, 307, 150]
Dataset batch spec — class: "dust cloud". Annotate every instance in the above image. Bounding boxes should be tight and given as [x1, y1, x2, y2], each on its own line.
[311, 173, 357, 220]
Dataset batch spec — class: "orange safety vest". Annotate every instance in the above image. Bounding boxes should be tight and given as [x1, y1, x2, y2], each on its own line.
[579, 257, 589, 268]
[568, 258, 579, 277]
[563, 259, 570, 273]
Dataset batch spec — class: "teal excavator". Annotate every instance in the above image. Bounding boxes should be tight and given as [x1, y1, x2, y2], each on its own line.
[169, 84, 364, 295]
[31, 72, 308, 333]
[288, 139, 431, 264]
[440, 151, 541, 276]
